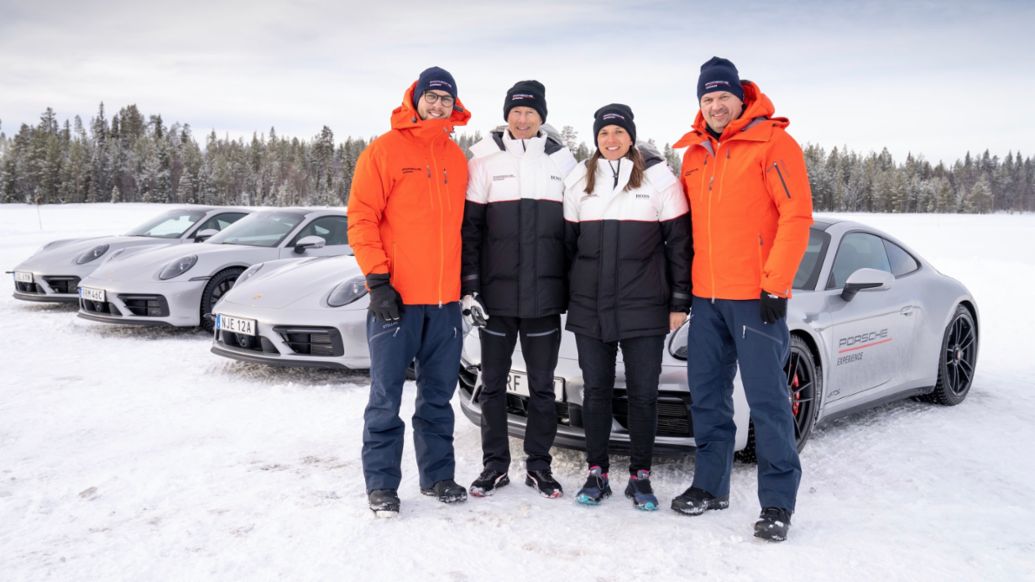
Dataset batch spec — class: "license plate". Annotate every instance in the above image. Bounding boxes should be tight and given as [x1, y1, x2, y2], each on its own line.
[217, 314, 256, 336]
[506, 371, 565, 402]
[80, 286, 106, 302]
[14, 271, 33, 283]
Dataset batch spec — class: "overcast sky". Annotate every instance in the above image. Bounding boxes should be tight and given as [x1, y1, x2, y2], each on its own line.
[2, 0, 1032, 164]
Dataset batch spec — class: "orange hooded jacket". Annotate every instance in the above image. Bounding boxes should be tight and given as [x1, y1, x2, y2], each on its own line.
[674, 81, 813, 300]
[347, 82, 471, 305]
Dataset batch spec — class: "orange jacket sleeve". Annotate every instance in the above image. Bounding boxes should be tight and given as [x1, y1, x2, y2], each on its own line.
[761, 131, 814, 297]
[347, 144, 392, 277]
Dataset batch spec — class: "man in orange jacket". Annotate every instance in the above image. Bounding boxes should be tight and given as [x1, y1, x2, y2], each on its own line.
[670, 57, 813, 542]
[347, 66, 471, 517]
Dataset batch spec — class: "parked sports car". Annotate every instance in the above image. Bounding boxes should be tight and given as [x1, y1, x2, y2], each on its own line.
[457, 218, 980, 455]
[77, 208, 350, 331]
[10, 206, 249, 303]
[209, 254, 372, 369]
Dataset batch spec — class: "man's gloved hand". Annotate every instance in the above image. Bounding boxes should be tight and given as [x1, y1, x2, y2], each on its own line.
[461, 293, 489, 328]
[366, 273, 401, 323]
[760, 290, 787, 325]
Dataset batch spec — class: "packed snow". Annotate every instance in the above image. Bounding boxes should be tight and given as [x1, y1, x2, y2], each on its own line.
[1, 204, 1033, 581]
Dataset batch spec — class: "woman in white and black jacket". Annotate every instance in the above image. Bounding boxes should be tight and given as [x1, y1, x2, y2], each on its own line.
[563, 103, 692, 510]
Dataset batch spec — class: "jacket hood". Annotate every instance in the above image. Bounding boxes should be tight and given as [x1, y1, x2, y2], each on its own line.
[673, 80, 789, 148]
[390, 82, 471, 138]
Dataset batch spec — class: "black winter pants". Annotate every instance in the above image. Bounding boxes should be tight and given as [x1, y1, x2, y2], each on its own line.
[478, 314, 562, 473]
[575, 333, 665, 475]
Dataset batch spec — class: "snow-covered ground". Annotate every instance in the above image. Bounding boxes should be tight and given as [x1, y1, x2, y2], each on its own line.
[2, 204, 1033, 581]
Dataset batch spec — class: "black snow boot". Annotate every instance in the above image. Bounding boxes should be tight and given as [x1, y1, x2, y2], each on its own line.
[470, 468, 510, 497]
[575, 466, 611, 505]
[525, 469, 563, 499]
[421, 479, 468, 503]
[670, 486, 729, 516]
[754, 507, 792, 542]
[368, 489, 400, 518]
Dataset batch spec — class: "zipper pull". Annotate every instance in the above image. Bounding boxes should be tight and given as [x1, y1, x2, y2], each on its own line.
[426, 165, 431, 178]
[708, 176, 714, 191]
[444, 169, 448, 184]
[742, 325, 747, 339]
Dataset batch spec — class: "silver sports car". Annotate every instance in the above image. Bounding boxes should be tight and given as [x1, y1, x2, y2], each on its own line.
[77, 208, 350, 331]
[209, 254, 372, 369]
[457, 218, 980, 455]
[10, 206, 249, 303]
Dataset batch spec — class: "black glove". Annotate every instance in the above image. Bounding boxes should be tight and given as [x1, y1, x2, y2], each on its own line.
[760, 290, 787, 324]
[366, 273, 401, 323]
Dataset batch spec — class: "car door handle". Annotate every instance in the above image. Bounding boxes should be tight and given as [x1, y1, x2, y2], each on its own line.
[900, 306, 915, 317]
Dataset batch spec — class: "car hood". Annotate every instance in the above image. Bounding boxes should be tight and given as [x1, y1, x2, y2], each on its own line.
[221, 255, 364, 309]
[15, 235, 177, 271]
[83, 241, 273, 284]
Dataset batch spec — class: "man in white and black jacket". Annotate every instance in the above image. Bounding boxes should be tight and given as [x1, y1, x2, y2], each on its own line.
[461, 80, 578, 499]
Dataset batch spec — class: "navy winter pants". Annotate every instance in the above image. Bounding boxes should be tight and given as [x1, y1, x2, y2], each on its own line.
[362, 303, 462, 492]
[687, 297, 801, 512]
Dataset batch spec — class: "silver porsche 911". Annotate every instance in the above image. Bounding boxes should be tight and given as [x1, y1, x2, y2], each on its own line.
[10, 206, 250, 303]
[209, 254, 372, 369]
[77, 208, 350, 331]
[457, 218, 980, 455]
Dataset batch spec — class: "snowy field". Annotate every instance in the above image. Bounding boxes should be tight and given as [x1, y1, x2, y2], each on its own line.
[2, 203, 1034, 581]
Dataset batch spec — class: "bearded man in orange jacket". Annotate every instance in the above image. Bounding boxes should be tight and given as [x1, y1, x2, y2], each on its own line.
[347, 66, 471, 517]
[670, 57, 813, 542]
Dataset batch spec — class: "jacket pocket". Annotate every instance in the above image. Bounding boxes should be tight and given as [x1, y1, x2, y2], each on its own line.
[767, 161, 793, 199]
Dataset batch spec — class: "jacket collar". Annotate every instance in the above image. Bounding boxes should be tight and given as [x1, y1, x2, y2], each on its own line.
[672, 80, 788, 151]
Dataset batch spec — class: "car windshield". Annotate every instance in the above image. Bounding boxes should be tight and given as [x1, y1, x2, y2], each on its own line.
[124, 209, 208, 238]
[792, 228, 831, 291]
[206, 211, 306, 247]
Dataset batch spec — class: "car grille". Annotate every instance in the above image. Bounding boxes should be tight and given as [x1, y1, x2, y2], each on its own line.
[273, 326, 343, 357]
[118, 294, 169, 317]
[216, 329, 279, 354]
[15, 281, 43, 294]
[613, 391, 693, 438]
[42, 276, 80, 294]
[80, 298, 121, 316]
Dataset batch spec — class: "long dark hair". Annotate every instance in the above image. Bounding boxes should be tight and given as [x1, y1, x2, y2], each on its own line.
[583, 145, 646, 194]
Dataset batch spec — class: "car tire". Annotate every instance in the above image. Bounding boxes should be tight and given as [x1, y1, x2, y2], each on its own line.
[919, 305, 977, 406]
[735, 335, 822, 463]
[200, 267, 244, 333]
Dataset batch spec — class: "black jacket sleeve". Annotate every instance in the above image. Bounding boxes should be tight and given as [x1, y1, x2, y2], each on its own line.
[461, 200, 486, 296]
[661, 210, 692, 312]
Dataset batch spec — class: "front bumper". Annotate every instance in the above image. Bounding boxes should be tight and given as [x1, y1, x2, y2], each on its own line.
[13, 274, 81, 303]
[76, 280, 206, 327]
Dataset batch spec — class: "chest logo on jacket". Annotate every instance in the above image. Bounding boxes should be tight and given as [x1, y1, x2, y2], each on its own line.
[492, 174, 516, 182]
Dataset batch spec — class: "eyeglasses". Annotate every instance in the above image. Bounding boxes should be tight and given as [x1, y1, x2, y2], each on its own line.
[422, 92, 455, 107]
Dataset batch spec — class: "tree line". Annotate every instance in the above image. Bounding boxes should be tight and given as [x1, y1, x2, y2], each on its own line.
[2, 104, 1033, 213]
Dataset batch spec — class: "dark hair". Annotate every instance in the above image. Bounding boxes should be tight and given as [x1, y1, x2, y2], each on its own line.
[583, 146, 645, 195]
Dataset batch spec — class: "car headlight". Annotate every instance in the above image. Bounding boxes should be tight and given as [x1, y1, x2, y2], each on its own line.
[235, 263, 264, 287]
[327, 276, 367, 307]
[74, 244, 110, 265]
[159, 255, 198, 280]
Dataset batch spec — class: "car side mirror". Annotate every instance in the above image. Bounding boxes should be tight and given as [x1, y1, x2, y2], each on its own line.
[667, 318, 690, 360]
[294, 235, 326, 254]
[841, 268, 894, 301]
[194, 228, 219, 242]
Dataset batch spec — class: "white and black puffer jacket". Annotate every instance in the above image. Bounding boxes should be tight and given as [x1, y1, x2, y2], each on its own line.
[563, 145, 692, 342]
[461, 127, 578, 318]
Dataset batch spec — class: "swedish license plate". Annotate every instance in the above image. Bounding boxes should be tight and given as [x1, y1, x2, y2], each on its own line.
[14, 271, 33, 283]
[80, 286, 106, 302]
[506, 371, 565, 402]
[217, 314, 256, 336]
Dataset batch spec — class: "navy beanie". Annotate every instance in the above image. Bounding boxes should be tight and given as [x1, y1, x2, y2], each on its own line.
[504, 80, 547, 122]
[413, 66, 458, 108]
[593, 103, 636, 148]
[697, 56, 744, 102]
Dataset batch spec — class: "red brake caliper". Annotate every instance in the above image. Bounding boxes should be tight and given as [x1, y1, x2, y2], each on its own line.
[790, 373, 801, 416]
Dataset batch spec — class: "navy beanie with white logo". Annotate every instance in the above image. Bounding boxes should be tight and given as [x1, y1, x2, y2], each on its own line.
[697, 56, 744, 102]
[504, 80, 547, 122]
[413, 66, 458, 108]
[592, 103, 636, 148]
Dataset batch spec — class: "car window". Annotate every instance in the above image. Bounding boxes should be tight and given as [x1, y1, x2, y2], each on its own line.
[207, 212, 306, 247]
[826, 232, 892, 290]
[193, 212, 248, 236]
[125, 209, 207, 238]
[793, 228, 830, 291]
[288, 215, 348, 246]
[883, 239, 920, 277]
